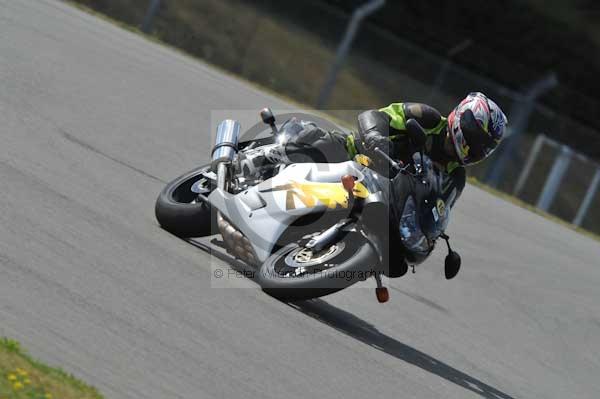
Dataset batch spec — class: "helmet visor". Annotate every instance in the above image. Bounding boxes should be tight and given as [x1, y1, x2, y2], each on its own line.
[459, 109, 498, 165]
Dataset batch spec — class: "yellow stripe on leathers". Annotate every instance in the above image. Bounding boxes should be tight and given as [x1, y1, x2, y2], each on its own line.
[273, 181, 369, 210]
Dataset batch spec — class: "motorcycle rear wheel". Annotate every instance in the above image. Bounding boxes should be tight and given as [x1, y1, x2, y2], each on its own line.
[258, 232, 378, 301]
[155, 164, 216, 237]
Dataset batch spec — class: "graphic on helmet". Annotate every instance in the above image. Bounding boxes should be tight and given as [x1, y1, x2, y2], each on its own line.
[448, 92, 507, 165]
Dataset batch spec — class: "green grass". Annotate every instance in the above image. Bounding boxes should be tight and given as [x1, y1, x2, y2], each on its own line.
[0, 338, 103, 399]
[66, 1, 359, 131]
[66, 0, 385, 120]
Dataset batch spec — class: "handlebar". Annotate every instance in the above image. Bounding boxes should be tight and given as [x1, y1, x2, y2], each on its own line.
[373, 147, 401, 172]
[372, 119, 434, 178]
[373, 147, 432, 177]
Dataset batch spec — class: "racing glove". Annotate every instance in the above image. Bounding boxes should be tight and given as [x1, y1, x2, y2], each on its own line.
[363, 131, 391, 155]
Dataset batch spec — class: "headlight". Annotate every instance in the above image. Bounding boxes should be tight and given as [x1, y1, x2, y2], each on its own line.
[398, 196, 430, 252]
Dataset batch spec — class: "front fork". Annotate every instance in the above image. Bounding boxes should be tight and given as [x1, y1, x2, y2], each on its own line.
[216, 162, 230, 192]
[302, 173, 391, 303]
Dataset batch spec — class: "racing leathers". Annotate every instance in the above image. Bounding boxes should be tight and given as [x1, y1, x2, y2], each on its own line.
[282, 103, 466, 213]
[355, 102, 466, 208]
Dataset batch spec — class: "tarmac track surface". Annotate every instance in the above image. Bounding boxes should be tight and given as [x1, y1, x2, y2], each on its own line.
[1, 1, 600, 398]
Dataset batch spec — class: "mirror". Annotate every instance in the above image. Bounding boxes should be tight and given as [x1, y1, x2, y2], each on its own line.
[260, 107, 276, 125]
[260, 107, 278, 135]
[444, 250, 461, 280]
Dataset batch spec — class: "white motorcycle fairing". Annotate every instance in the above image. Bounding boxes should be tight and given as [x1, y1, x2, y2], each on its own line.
[207, 161, 376, 262]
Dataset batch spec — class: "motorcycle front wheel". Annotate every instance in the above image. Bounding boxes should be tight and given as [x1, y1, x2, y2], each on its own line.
[257, 232, 379, 301]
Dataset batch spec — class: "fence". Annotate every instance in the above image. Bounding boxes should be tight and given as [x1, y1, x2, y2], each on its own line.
[513, 134, 600, 230]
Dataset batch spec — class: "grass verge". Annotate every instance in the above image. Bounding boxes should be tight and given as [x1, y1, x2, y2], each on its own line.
[65, 1, 376, 117]
[0, 338, 102, 399]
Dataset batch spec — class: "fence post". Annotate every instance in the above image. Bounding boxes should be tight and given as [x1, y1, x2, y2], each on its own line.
[427, 39, 472, 103]
[513, 134, 545, 197]
[536, 145, 572, 211]
[572, 168, 600, 227]
[141, 0, 162, 33]
[316, 0, 385, 109]
[485, 73, 558, 187]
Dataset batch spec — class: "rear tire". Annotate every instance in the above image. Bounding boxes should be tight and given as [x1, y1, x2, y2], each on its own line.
[155, 165, 216, 237]
[257, 232, 378, 301]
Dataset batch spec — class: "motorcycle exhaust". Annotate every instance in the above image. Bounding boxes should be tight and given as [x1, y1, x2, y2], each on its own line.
[211, 119, 241, 171]
[217, 212, 258, 266]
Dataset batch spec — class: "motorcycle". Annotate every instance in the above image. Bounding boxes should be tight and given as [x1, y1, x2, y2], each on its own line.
[155, 109, 461, 302]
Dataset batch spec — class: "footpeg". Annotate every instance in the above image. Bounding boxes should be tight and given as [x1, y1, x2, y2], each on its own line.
[375, 287, 389, 303]
[374, 273, 389, 303]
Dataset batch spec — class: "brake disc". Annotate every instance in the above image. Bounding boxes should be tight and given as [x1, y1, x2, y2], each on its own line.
[284, 242, 346, 268]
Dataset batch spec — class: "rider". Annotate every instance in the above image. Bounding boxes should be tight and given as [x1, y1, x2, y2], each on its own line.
[260, 92, 507, 275]
[283, 92, 506, 192]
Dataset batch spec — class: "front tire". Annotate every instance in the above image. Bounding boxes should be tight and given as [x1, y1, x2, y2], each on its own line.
[155, 165, 216, 237]
[257, 232, 379, 301]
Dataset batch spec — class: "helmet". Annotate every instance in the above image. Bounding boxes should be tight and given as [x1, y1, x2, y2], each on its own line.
[447, 92, 507, 165]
